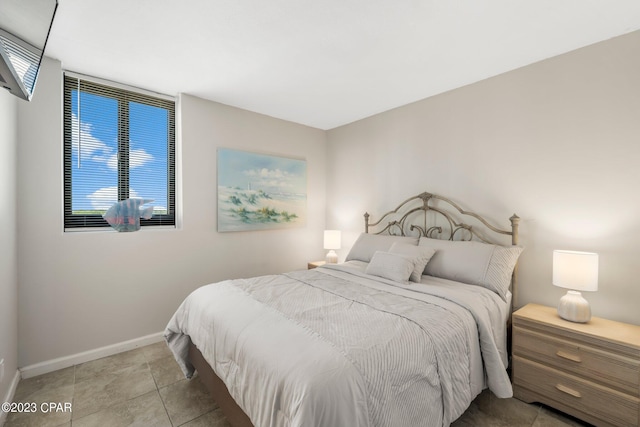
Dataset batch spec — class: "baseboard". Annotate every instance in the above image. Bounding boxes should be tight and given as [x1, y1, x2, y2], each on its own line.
[19, 332, 165, 379]
[0, 370, 21, 425]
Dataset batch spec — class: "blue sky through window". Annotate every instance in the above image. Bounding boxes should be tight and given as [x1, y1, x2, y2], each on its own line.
[70, 90, 169, 214]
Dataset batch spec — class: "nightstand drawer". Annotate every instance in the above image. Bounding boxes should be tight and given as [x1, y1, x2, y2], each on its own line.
[514, 356, 640, 427]
[514, 327, 640, 395]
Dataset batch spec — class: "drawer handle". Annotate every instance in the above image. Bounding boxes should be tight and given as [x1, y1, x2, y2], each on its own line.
[555, 384, 582, 398]
[556, 350, 581, 363]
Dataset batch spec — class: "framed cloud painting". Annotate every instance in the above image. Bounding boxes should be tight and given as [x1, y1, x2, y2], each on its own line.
[217, 148, 307, 232]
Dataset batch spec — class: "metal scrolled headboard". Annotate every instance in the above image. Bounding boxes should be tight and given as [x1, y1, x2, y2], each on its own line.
[363, 191, 521, 308]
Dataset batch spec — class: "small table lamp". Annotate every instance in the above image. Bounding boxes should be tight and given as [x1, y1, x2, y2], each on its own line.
[552, 250, 599, 323]
[324, 230, 341, 264]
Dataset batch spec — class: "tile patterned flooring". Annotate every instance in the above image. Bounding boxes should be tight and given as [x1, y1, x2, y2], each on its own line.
[2, 342, 591, 427]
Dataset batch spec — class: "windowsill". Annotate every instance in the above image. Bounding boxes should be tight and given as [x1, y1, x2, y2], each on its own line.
[64, 225, 177, 233]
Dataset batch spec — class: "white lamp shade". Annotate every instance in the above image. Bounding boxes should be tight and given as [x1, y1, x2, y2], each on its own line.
[553, 250, 598, 292]
[323, 230, 341, 250]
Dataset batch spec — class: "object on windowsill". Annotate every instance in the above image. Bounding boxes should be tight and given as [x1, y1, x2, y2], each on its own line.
[103, 198, 154, 232]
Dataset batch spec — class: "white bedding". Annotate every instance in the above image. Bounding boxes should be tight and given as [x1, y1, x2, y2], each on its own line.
[164, 262, 513, 427]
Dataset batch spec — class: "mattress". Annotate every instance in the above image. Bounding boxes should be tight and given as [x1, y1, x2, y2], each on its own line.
[165, 261, 513, 427]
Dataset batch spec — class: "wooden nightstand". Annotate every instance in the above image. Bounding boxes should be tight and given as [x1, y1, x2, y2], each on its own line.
[307, 261, 325, 269]
[512, 303, 640, 427]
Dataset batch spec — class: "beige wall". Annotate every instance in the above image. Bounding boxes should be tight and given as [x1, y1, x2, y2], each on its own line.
[14, 30, 640, 369]
[326, 31, 640, 325]
[16, 58, 327, 367]
[0, 88, 18, 405]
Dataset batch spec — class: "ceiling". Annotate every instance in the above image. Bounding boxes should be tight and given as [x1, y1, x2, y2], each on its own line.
[45, 0, 640, 130]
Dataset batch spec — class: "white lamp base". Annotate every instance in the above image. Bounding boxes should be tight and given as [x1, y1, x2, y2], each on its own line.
[558, 290, 591, 323]
[325, 250, 338, 264]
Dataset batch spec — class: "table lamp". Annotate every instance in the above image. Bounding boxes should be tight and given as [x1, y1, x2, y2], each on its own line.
[324, 230, 341, 264]
[552, 250, 599, 323]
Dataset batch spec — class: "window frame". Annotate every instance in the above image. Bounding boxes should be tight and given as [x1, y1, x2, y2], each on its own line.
[63, 73, 176, 230]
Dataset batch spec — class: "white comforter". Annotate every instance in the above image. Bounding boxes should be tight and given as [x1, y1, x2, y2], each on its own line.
[164, 262, 512, 427]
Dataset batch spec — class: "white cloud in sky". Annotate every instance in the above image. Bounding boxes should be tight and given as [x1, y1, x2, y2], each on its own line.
[87, 186, 142, 210]
[106, 149, 154, 170]
[106, 154, 118, 170]
[72, 113, 155, 170]
[130, 149, 154, 167]
[72, 113, 112, 161]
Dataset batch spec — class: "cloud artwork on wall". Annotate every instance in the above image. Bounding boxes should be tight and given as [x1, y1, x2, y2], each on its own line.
[217, 148, 307, 232]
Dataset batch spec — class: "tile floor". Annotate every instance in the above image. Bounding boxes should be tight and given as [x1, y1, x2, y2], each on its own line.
[2, 342, 591, 427]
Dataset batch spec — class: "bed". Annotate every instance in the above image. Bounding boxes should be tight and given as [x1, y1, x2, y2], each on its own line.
[165, 191, 522, 427]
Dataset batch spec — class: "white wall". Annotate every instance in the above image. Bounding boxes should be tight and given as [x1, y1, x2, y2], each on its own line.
[15, 30, 640, 369]
[326, 31, 640, 325]
[17, 58, 327, 367]
[0, 87, 18, 410]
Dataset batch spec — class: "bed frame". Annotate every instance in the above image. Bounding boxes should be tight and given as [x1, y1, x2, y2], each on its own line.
[188, 191, 520, 427]
[363, 191, 520, 306]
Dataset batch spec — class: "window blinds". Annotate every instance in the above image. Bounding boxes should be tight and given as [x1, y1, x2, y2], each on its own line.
[63, 74, 176, 229]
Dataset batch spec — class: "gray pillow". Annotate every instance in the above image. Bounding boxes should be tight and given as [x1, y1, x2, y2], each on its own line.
[419, 237, 523, 300]
[389, 242, 436, 282]
[346, 233, 419, 263]
[365, 251, 415, 283]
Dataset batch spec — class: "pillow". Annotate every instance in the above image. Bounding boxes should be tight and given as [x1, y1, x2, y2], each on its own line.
[389, 242, 436, 282]
[419, 237, 523, 300]
[365, 251, 415, 283]
[345, 233, 419, 263]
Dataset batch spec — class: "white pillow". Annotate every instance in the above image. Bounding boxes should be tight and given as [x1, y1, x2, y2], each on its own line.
[419, 237, 523, 300]
[346, 233, 419, 263]
[365, 251, 415, 283]
[389, 243, 436, 282]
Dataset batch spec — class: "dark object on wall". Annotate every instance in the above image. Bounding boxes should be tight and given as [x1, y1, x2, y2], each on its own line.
[0, 0, 58, 101]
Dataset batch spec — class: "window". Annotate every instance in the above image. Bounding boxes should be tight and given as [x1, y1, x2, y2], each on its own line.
[63, 74, 175, 229]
